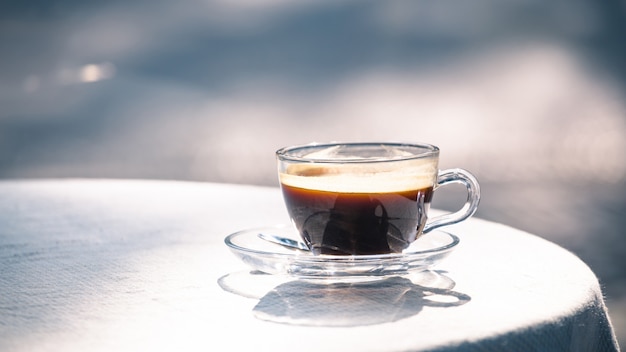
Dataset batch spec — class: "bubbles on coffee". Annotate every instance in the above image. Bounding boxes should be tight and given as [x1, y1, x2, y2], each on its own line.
[280, 157, 438, 194]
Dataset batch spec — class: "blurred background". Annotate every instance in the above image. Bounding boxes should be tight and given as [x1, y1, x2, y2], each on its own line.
[1, 0, 624, 345]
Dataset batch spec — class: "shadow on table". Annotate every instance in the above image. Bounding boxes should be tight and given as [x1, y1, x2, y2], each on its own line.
[218, 270, 470, 327]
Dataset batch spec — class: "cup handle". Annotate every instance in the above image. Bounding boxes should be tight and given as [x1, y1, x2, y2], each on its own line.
[422, 168, 481, 234]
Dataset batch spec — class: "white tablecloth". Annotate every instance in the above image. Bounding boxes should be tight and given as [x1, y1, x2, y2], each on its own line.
[0, 179, 619, 351]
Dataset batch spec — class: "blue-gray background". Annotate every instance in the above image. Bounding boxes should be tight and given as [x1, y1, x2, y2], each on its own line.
[1, 0, 625, 345]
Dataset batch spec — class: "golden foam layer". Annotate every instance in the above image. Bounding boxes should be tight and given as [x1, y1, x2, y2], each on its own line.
[279, 158, 438, 193]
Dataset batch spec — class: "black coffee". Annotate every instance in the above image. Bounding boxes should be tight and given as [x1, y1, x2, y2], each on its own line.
[281, 183, 433, 255]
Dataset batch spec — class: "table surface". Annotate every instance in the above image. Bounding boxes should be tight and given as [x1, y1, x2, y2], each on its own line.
[0, 179, 619, 351]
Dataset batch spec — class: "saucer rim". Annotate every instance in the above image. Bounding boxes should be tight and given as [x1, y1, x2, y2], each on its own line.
[224, 224, 460, 262]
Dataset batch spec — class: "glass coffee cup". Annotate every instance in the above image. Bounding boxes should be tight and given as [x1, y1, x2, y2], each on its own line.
[276, 142, 480, 256]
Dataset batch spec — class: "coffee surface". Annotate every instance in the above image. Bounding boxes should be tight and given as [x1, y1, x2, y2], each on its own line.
[279, 157, 437, 194]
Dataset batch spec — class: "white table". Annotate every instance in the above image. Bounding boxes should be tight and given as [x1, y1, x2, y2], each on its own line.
[0, 179, 619, 351]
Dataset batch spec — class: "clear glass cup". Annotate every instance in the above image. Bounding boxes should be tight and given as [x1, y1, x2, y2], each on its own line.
[276, 142, 480, 256]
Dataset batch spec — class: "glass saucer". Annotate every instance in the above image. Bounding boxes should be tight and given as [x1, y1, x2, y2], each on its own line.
[224, 225, 459, 280]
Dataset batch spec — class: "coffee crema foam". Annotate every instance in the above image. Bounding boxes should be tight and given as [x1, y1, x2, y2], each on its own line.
[280, 158, 438, 193]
